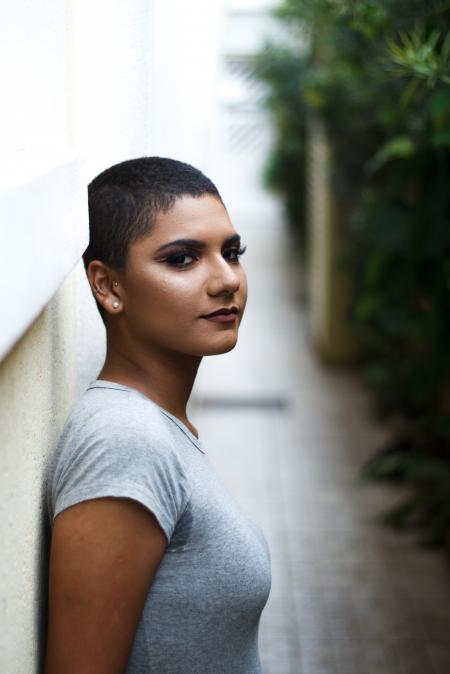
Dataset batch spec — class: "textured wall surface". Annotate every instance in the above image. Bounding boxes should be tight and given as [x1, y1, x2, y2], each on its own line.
[0, 270, 77, 674]
[0, 0, 154, 666]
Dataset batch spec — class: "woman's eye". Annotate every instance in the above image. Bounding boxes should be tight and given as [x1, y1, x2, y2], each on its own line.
[166, 252, 197, 267]
[226, 245, 247, 262]
[166, 245, 247, 268]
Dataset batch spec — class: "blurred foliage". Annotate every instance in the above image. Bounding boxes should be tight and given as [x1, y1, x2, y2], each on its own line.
[360, 437, 450, 547]
[250, 46, 308, 253]
[252, 0, 450, 549]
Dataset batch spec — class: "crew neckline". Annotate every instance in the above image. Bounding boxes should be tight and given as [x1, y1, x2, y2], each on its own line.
[87, 379, 205, 453]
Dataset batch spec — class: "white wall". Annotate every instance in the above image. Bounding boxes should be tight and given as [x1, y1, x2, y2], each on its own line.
[0, 0, 87, 362]
[0, 271, 77, 674]
[0, 2, 154, 671]
[205, 1, 281, 214]
[150, 0, 224, 170]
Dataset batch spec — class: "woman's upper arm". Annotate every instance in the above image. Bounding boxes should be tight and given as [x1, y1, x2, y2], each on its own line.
[44, 497, 168, 674]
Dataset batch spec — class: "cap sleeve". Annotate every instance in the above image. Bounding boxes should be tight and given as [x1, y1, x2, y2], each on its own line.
[49, 406, 191, 545]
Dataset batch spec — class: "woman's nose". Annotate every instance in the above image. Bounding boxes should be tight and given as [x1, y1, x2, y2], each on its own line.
[207, 256, 241, 295]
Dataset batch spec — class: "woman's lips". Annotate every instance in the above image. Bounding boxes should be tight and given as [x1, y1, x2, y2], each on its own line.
[202, 314, 237, 323]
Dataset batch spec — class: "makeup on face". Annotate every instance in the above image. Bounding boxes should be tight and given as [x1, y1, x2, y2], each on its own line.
[154, 235, 247, 271]
[202, 313, 237, 323]
[119, 194, 248, 357]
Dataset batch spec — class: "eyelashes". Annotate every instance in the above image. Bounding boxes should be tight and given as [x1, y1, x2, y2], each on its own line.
[165, 245, 247, 268]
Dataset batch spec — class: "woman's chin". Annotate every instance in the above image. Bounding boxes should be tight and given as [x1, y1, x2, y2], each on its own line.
[196, 335, 239, 356]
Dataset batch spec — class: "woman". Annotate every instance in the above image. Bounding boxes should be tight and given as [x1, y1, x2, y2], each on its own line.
[45, 157, 272, 674]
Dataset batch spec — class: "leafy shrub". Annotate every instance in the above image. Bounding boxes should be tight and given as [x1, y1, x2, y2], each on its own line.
[254, 0, 450, 549]
[250, 44, 308, 254]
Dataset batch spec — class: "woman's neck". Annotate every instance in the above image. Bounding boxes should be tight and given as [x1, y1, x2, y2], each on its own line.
[98, 342, 202, 428]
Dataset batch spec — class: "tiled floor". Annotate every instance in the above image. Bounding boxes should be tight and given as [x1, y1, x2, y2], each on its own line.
[189, 207, 450, 674]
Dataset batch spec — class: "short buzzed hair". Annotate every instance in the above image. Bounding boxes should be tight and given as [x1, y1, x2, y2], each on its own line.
[83, 156, 224, 325]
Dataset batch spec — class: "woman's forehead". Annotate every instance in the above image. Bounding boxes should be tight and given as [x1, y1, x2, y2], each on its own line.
[150, 194, 236, 245]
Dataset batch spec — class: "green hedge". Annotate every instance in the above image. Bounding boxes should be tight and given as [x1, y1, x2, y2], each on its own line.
[251, 45, 308, 255]
[253, 0, 450, 549]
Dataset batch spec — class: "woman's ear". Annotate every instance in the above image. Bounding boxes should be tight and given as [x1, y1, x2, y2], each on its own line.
[87, 261, 123, 315]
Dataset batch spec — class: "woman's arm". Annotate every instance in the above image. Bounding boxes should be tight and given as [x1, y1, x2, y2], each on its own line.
[44, 497, 168, 674]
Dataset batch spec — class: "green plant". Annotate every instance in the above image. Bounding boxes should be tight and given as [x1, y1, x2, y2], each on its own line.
[250, 44, 308, 254]
[360, 441, 450, 547]
[254, 0, 450, 550]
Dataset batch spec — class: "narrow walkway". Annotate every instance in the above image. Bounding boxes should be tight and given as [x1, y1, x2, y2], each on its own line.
[190, 208, 450, 674]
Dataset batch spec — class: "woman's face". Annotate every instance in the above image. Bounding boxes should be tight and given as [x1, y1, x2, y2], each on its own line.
[116, 194, 248, 357]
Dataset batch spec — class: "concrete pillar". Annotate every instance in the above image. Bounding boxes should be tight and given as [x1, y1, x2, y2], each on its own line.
[306, 114, 360, 364]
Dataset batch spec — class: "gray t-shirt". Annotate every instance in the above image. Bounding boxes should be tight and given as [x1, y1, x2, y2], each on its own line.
[46, 380, 272, 674]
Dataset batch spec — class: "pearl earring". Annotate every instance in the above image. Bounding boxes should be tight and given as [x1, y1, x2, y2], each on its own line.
[112, 301, 119, 308]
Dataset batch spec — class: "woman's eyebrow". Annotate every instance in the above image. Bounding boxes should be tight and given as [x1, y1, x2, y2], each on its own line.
[155, 233, 241, 253]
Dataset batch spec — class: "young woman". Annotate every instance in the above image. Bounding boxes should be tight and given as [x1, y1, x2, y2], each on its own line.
[44, 157, 272, 674]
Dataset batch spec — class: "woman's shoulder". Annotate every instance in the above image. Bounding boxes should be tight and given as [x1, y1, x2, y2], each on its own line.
[46, 384, 191, 539]
[48, 383, 190, 483]
[51, 384, 179, 471]
[68, 383, 164, 433]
